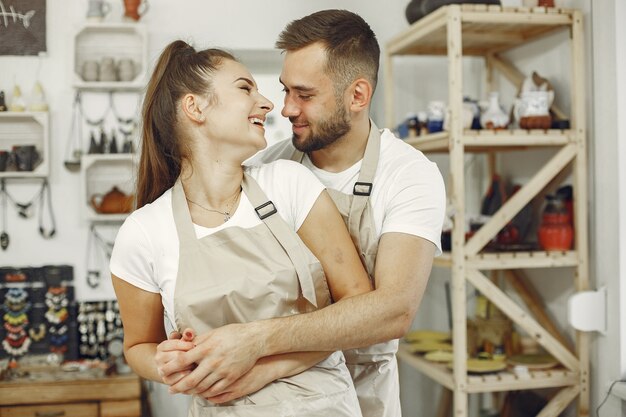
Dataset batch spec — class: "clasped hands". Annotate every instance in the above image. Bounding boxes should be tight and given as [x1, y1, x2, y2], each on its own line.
[154, 323, 266, 403]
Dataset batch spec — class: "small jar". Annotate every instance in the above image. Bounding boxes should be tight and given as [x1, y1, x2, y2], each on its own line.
[537, 194, 573, 251]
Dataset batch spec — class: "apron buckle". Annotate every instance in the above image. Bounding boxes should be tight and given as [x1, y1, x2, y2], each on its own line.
[255, 201, 278, 220]
[353, 182, 373, 196]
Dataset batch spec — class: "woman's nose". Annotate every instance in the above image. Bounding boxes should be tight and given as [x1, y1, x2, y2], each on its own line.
[258, 93, 274, 113]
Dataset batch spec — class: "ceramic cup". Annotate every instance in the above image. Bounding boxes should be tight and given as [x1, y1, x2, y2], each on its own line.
[12, 145, 38, 172]
[0, 151, 8, 171]
[99, 57, 117, 82]
[86, 0, 111, 22]
[82, 60, 99, 82]
[117, 59, 136, 82]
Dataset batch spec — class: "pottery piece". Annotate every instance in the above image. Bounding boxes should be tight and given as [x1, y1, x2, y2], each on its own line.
[91, 186, 134, 214]
[480, 92, 509, 129]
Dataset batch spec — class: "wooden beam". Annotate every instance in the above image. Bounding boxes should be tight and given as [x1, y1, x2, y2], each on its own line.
[466, 269, 579, 371]
[504, 269, 574, 353]
[536, 385, 580, 417]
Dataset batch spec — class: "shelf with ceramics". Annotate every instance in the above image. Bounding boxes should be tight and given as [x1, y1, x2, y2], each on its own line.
[72, 22, 148, 91]
[80, 154, 137, 222]
[403, 129, 574, 153]
[384, 5, 587, 416]
[0, 112, 50, 178]
[396, 343, 578, 393]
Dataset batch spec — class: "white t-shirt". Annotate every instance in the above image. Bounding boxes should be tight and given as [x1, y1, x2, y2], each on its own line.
[109, 160, 326, 329]
[250, 128, 446, 255]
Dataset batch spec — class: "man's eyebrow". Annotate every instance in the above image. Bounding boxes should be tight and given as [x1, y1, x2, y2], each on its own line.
[279, 78, 316, 93]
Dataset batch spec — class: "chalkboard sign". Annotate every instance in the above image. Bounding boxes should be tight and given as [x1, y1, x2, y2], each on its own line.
[0, 0, 46, 55]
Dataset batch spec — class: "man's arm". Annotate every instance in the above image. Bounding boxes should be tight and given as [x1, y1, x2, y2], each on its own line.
[165, 232, 435, 393]
[261, 232, 435, 352]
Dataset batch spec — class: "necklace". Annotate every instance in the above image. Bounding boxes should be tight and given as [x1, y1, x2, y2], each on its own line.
[186, 187, 242, 223]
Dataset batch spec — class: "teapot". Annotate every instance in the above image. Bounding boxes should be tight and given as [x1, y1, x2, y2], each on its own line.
[91, 186, 134, 214]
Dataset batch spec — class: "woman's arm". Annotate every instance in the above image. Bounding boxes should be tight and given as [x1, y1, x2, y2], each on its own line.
[112, 275, 195, 383]
[297, 189, 372, 300]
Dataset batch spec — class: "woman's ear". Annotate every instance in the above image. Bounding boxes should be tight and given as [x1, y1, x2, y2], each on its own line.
[347, 78, 373, 113]
[181, 93, 206, 123]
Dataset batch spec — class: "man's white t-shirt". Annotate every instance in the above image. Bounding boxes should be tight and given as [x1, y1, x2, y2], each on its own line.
[109, 160, 325, 329]
[251, 128, 446, 255]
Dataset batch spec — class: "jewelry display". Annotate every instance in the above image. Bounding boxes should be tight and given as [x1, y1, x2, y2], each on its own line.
[0, 179, 57, 242]
[1, 287, 31, 359]
[85, 225, 114, 289]
[77, 300, 123, 360]
[0, 265, 77, 361]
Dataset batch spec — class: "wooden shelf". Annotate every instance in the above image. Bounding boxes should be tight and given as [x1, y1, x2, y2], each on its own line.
[387, 5, 574, 57]
[398, 343, 579, 393]
[405, 129, 573, 153]
[385, 5, 588, 416]
[435, 250, 579, 269]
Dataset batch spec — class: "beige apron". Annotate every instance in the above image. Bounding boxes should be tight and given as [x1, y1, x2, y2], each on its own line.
[289, 121, 401, 417]
[172, 175, 362, 417]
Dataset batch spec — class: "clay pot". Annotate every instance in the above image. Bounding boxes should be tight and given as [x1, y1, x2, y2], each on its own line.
[123, 0, 149, 21]
[91, 186, 134, 214]
[537, 195, 573, 251]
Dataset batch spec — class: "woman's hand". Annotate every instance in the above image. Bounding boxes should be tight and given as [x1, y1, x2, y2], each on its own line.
[164, 322, 264, 395]
[155, 329, 196, 386]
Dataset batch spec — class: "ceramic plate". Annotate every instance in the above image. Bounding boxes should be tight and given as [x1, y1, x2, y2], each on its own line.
[506, 354, 558, 369]
[404, 330, 451, 343]
[424, 350, 455, 363]
[447, 359, 507, 374]
[407, 341, 453, 353]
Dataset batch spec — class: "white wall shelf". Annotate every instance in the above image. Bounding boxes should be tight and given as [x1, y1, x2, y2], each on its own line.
[72, 22, 148, 91]
[80, 153, 137, 222]
[0, 112, 50, 178]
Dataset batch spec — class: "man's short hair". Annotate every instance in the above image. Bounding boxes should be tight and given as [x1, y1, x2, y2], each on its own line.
[276, 9, 380, 96]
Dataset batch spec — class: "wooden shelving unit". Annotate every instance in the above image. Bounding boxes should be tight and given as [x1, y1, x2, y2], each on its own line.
[384, 5, 588, 417]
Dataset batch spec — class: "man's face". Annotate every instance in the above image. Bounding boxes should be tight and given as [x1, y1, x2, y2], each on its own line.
[279, 43, 350, 153]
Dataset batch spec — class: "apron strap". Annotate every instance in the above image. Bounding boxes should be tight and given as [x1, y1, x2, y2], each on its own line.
[347, 120, 380, 237]
[172, 179, 200, 247]
[290, 120, 381, 238]
[242, 173, 318, 308]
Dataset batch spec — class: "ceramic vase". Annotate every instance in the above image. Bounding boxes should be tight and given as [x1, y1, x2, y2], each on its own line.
[537, 195, 573, 251]
[123, 0, 148, 21]
[480, 92, 509, 130]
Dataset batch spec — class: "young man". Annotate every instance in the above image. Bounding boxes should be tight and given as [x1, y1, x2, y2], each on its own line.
[162, 9, 445, 417]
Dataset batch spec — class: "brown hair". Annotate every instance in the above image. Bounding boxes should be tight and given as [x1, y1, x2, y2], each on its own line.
[276, 9, 380, 96]
[136, 40, 235, 208]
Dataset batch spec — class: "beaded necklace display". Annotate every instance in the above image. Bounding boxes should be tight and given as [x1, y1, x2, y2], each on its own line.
[2, 287, 32, 357]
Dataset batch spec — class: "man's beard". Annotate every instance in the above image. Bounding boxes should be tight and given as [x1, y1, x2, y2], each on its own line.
[291, 104, 350, 153]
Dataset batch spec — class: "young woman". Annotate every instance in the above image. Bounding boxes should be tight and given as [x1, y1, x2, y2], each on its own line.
[110, 40, 372, 416]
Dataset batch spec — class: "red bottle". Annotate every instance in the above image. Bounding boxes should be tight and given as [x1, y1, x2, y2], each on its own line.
[538, 195, 574, 251]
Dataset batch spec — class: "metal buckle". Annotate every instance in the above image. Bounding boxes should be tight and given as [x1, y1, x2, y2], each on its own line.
[255, 201, 277, 220]
[353, 182, 373, 196]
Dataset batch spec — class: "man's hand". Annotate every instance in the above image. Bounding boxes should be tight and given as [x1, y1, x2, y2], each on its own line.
[155, 329, 196, 386]
[200, 363, 271, 404]
[165, 322, 265, 395]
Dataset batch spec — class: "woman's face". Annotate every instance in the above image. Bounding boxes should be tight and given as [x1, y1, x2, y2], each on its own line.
[203, 59, 274, 158]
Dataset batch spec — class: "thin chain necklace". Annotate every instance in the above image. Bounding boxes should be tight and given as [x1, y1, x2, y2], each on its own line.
[186, 187, 242, 223]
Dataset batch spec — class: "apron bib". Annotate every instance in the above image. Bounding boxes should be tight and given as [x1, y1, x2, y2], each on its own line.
[172, 175, 362, 417]
[290, 121, 401, 417]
